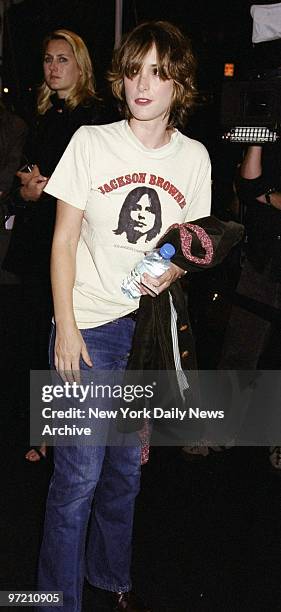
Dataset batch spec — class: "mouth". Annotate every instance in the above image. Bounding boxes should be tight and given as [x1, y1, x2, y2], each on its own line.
[134, 98, 152, 105]
[134, 221, 146, 228]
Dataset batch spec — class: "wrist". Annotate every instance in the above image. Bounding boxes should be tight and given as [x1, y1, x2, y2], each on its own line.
[54, 316, 77, 329]
[20, 185, 32, 202]
[12, 187, 28, 205]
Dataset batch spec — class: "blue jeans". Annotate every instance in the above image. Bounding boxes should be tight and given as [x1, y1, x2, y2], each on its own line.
[37, 318, 141, 611]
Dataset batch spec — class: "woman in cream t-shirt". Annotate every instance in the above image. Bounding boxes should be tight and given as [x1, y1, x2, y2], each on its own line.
[38, 20, 211, 612]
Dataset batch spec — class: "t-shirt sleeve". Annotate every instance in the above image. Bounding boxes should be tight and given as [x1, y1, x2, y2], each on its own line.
[43, 126, 91, 210]
[185, 145, 212, 222]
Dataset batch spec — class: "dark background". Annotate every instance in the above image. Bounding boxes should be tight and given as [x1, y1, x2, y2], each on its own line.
[3, 0, 254, 116]
[1, 4, 281, 610]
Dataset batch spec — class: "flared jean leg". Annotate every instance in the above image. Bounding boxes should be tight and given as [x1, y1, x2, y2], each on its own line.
[86, 443, 141, 592]
[37, 318, 139, 611]
[38, 444, 106, 611]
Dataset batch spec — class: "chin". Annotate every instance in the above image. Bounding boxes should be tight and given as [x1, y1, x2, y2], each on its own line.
[47, 83, 59, 91]
[130, 107, 152, 120]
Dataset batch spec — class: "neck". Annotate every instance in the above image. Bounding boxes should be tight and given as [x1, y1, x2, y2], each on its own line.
[56, 91, 67, 100]
[50, 93, 67, 109]
[128, 117, 172, 149]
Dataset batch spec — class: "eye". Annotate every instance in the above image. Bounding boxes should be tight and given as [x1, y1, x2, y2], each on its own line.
[127, 64, 140, 78]
[58, 56, 68, 63]
[44, 56, 52, 63]
[152, 66, 159, 76]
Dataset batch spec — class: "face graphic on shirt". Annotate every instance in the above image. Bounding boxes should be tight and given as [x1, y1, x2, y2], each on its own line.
[129, 194, 156, 234]
[113, 186, 162, 244]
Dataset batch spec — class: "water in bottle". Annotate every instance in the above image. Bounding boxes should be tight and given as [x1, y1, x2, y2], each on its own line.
[121, 242, 176, 299]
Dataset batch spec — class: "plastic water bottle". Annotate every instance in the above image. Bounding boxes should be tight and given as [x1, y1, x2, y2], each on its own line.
[121, 243, 176, 299]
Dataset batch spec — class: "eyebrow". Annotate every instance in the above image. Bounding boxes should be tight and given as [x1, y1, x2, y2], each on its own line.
[44, 52, 71, 57]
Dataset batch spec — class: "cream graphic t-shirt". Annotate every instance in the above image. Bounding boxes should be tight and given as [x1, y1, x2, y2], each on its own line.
[44, 120, 211, 328]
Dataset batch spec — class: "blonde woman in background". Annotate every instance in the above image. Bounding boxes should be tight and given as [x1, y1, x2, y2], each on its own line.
[3, 29, 105, 461]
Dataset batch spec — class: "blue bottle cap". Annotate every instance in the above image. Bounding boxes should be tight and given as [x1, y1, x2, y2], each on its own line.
[159, 243, 176, 260]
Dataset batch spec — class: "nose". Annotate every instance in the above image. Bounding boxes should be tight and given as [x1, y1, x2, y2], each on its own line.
[49, 59, 59, 73]
[137, 73, 149, 92]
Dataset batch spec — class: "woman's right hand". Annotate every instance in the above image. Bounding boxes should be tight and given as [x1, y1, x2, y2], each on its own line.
[17, 164, 49, 201]
[54, 323, 93, 383]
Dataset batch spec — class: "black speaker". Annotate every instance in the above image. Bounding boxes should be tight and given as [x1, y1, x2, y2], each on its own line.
[220, 73, 281, 144]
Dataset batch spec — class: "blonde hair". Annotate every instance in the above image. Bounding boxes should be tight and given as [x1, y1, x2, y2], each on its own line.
[37, 29, 97, 115]
[108, 20, 197, 129]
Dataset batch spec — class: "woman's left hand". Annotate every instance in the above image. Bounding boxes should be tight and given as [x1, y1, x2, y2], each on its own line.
[140, 262, 186, 297]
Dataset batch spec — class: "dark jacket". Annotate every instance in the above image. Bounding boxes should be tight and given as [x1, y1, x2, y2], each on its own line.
[119, 216, 244, 434]
[0, 108, 27, 194]
[236, 143, 281, 279]
[3, 95, 104, 277]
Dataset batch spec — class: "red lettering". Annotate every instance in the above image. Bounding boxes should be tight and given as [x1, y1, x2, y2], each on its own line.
[174, 192, 186, 208]
[175, 192, 183, 203]
[156, 176, 164, 188]
[138, 172, 147, 183]
[168, 184, 178, 197]
[117, 176, 126, 187]
[100, 174, 185, 207]
[163, 180, 171, 191]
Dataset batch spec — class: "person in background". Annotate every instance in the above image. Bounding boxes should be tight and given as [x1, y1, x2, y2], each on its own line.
[0, 99, 27, 227]
[0, 99, 27, 197]
[219, 143, 281, 468]
[2, 28, 104, 461]
[37, 20, 211, 612]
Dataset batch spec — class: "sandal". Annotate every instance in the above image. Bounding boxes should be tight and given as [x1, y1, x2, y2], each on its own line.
[25, 445, 47, 462]
[269, 446, 281, 470]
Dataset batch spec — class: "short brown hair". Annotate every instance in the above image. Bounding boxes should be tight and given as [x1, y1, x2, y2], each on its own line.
[108, 20, 197, 129]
